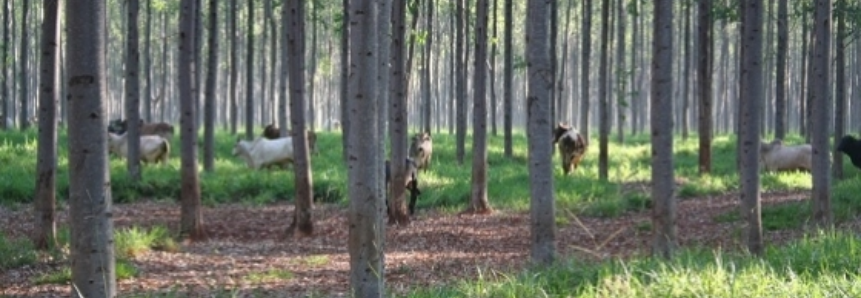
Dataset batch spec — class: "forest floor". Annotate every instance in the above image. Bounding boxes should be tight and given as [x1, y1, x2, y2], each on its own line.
[0, 190, 831, 297]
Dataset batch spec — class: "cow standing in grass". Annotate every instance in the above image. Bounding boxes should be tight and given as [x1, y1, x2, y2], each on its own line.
[760, 139, 813, 172]
[553, 123, 587, 175]
[409, 132, 433, 172]
[262, 123, 318, 155]
[107, 132, 170, 164]
[837, 135, 861, 170]
[108, 118, 175, 139]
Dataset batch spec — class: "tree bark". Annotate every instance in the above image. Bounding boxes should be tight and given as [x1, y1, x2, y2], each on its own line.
[774, 0, 787, 139]
[466, 0, 492, 215]
[230, 0, 239, 134]
[33, 0, 61, 250]
[245, 0, 255, 140]
[66, 0, 117, 295]
[388, 0, 411, 225]
[740, 0, 764, 255]
[697, 0, 712, 175]
[526, 0, 556, 266]
[455, 0, 467, 165]
[810, 0, 832, 226]
[651, 0, 676, 259]
[597, 0, 610, 181]
[580, 0, 592, 140]
[125, 0, 142, 182]
[503, 0, 513, 157]
[203, 0, 219, 172]
[179, 0, 204, 241]
[422, 0, 434, 133]
[1, 0, 8, 130]
[18, 0, 29, 129]
[833, 0, 846, 180]
[340, 0, 349, 162]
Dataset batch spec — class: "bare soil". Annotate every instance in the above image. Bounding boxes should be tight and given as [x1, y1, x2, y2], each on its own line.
[0, 191, 820, 297]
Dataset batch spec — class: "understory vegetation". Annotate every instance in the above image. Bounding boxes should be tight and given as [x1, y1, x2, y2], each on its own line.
[3, 129, 861, 296]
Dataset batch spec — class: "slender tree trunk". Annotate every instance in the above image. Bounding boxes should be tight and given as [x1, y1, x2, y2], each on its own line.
[598, 0, 610, 181]
[230, 0, 238, 134]
[33, 0, 61, 250]
[549, 0, 557, 121]
[614, 0, 625, 143]
[580, 0, 592, 139]
[67, 0, 116, 295]
[126, 0, 142, 182]
[490, 0, 498, 136]
[526, 0, 556, 266]
[245, 0, 255, 140]
[774, 0, 787, 139]
[18, 0, 29, 129]
[1, 0, 8, 130]
[810, 0, 832, 226]
[503, 0, 513, 157]
[179, 0, 204, 241]
[456, 0, 467, 165]
[422, 0, 434, 133]
[308, 3, 318, 132]
[388, 0, 411, 225]
[286, 0, 314, 237]
[833, 0, 845, 180]
[697, 0, 712, 175]
[466, 0, 492, 214]
[144, 0, 152, 122]
[267, 0, 277, 127]
[203, 0, 219, 172]
[340, 0, 349, 162]
[681, 2, 691, 140]
[739, 0, 764, 255]
[651, 0, 675, 259]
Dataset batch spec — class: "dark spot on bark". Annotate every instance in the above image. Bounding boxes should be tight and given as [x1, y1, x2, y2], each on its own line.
[69, 75, 94, 86]
[90, 113, 99, 119]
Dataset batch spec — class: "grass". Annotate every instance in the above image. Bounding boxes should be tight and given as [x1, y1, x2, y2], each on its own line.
[243, 268, 294, 283]
[0, 233, 37, 270]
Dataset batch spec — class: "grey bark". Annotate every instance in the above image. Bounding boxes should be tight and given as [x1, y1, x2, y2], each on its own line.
[739, 0, 764, 255]
[580, 0, 591, 139]
[340, 0, 349, 162]
[126, 0, 142, 182]
[203, 0, 219, 172]
[503, 0, 513, 157]
[650, 0, 676, 259]
[347, 0, 384, 296]
[33, 0, 61, 250]
[468, 0, 491, 214]
[833, 0, 846, 180]
[456, 0, 467, 165]
[245, 0, 255, 140]
[810, 0, 831, 226]
[681, 2, 691, 140]
[526, 0, 556, 266]
[144, 0, 153, 123]
[490, 0, 498, 135]
[66, 0, 117, 295]
[598, 0, 609, 181]
[422, 0, 433, 133]
[285, 0, 314, 237]
[230, 0, 238, 134]
[179, 0, 204, 240]
[389, 0, 411, 225]
[614, 0, 625, 143]
[698, 0, 712, 175]
[774, 0, 787, 139]
[1, 0, 8, 130]
[18, 0, 29, 129]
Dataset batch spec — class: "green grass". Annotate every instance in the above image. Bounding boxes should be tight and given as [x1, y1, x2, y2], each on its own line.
[0, 233, 38, 270]
[115, 225, 177, 259]
[243, 268, 294, 283]
[33, 259, 138, 285]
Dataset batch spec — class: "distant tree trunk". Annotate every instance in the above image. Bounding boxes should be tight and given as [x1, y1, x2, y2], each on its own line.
[681, 2, 691, 140]
[456, 0, 467, 165]
[630, 0, 640, 135]
[285, 0, 314, 237]
[340, 0, 349, 162]
[526, 0, 556, 266]
[278, 0, 289, 137]
[739, 0, 764, 255]
[651, 0, 675, 259]
[18, 0, 29, 130]
[33, 0, 60, 250]
[126, 0, 142, 182]
[422, 0, 433, 133]
[614, 0, 626, 143]
[697, 0, 712, 175]
[800, 10, 809, 139]
[245, 0, 255, 140]
[490, 0, 498, 136]
[774, 0, 787, 139]
[267, 0, 277, 127]
[347, 0, 384, 296]
[388, 0, 410, 225]
[144, 0, 153, 122]
[308, 3, 318, 132]
[203, 0, 219, 172]
[465, 0, 492, 215]
[178, 0, 204, 241]
[580, 0, 592, 139]
[548, 0, 557, 121]
[1, 0, 8, 130]
[230, 0, 238, 134]
[598, 0, 609, 181]
[833, 0, 846, 180]
[503, 0, 513, 157]
[67, 0, 116, 295]
[810, 0, 831, 226]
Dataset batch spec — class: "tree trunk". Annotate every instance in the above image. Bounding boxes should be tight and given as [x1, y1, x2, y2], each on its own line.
[66, 0, 117, 295]
[466, 0, 492, 215]
[347, 0, 384, 295]
[388, 0, 411, 225]
[18, 0, 29, 129]
[598, 0, 610, 181]
[526, 0, 556, 266]
[203, 0, 219, 172]
[614, 0, 626, 143]
[739, 0, 764, 255]
[455, 0, 467, 165]
[650, 0, 676, 259]
[144, 0, 152, 122]
[245, 0, 255, 140]
[774, 0, 787, 139]
[422, 0, 433, 133]
[1, 0, 8, 130]
[833, 0, 846, 180]
[285, 0, 314, 237]
[125, 0, 142, 182]
[33, 0, 60, 250]
[681, 2, 691, 140]
[810, 0, 832, 226]
[308, 3, 318, 132]
[179, 0, 204, 241]
[697, 0, 712, 175]
[230, 0, 239, 134]
[580, 0, 591, 139]
[503, 0, 513, 157]
[340, 0, 349, 162]
[490, 0, 498, 135]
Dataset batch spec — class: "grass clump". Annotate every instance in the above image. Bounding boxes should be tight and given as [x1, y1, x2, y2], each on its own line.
[115, 225, 178, 259]
[243, 268, 294, 283]
[0, 234, 38, 270]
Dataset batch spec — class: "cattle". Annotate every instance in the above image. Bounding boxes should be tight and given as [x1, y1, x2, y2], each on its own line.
[108, 118, 174, 140]
[760, 139, 812, 172]
[837, 135, 861, 170]
[107, 132, 170, 164]
[409, 132, 433, 172]
[261, 123, 317, 155]
[385, 158, 422, 215]
[553, 122, 588, 175]
[232, 137, 295, 170]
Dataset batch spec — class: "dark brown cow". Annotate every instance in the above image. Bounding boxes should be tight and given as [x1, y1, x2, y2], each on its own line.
[553, 122, 587, 175]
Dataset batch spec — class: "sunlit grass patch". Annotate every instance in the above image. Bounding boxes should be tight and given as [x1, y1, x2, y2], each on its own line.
[243, 268, 294, 283]
[115, 225, 177, 259]
[0, 234, 37, 270]
[292, 254, 330, 267]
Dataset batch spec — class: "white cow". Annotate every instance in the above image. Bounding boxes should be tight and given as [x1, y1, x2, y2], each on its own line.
[107, 132, 170, 164]
[760, 139, 812, 172]
[232, 137, 294, 170]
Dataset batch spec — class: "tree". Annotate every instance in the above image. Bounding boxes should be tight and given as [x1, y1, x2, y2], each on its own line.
[739, 0, 764, 255]
[388, 0, 411, 225]
[230, 0, 239, 134]
[422, 0, 434, 133]
[650, 0, 675, 259]
[580, 0, 592, 139]
[347, 0, 384, 295]
[598, 0, 610, 181]
[339, 0, 349, 162]
[179, 0, 204, 241]
[1, 0, 9, 130]
[833, 0, 846, 180]
[467, 0, 492, 214]
[455, 0, 467, 165]
[126, 0, 142, 182]
[774, 0, 787, 140]
[503, 0, 513, 157]
[144, 0, 153, 122]
[698, 0, 713, 175]
[67, 0, 117, 295]
[245, 0, 255, 140]
[526, 0, 556, 266]
[33, 0, 61, 250]
[285, 0, 314, 237]
[203, 0, 219, 172]
[18, 0, 29, 129]
[810, 0, 831, 226]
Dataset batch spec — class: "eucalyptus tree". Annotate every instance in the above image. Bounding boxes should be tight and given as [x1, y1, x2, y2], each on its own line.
[126, 0, 142, 182]
[651, 0, 675, 259]
[698, 0, 713, 175]
[66, 0, 116, 295]
[739, 0, 764, 255]
[467, 0, 492, 215]
[203, 0, 219, 172]
[144, 0, 153, 122]
[285, 0, 314, 237]
[178, 0, 204, 240]
[33, 0, 61, 250]
[526, 0, 556, 266]
[810, 0, 831, 226]
[614, 0, 626, 143]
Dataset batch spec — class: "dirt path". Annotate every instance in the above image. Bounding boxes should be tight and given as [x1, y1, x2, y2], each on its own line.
[0, 191, 813, 297]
